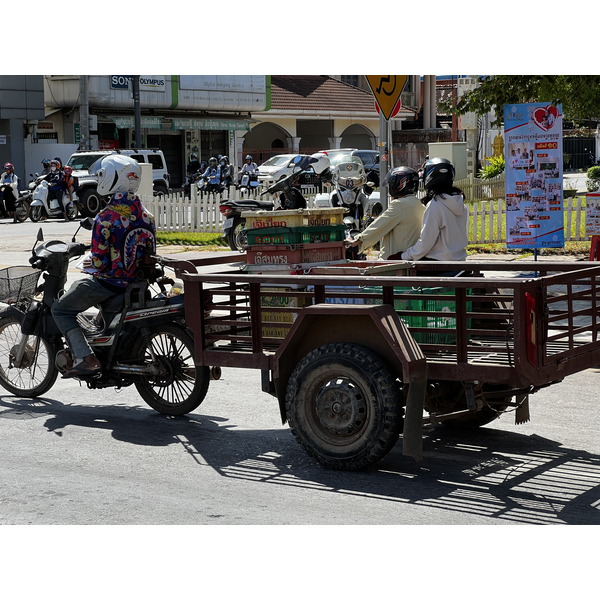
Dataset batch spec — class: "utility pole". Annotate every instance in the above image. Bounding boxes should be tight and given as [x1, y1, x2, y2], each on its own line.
[379, 112, 389, 210]
[79, 75, 90, 150]
[132, 76, 141, 148]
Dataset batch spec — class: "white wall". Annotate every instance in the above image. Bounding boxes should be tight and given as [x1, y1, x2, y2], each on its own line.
[23, 140, 79, 180]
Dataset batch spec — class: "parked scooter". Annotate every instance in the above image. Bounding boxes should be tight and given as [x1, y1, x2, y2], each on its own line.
[29, 179, 77, 222]
[0, 219, 212, 415]
[0, 183, 30, 222]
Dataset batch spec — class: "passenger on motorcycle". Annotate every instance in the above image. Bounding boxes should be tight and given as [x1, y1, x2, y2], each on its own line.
[43, 159, 67, 219]
[0, 162, 19, 222]
[51, 154, 156, 378]
[63, 166, 78, 207]
[345, 166, 424, 259]
[400, 157, 468, 262]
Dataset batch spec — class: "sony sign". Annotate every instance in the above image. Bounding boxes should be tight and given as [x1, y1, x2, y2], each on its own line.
[110, 76, 166, 92]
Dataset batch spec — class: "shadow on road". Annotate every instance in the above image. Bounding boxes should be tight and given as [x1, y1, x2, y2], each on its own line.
[1, 395, 599, 525]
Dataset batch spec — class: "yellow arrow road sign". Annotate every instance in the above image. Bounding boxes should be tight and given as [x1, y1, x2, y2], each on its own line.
[366, 76, 408, 120]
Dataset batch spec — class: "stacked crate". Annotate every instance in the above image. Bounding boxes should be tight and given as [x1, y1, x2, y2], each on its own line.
[242, 208, 347, 271]
[241, 207, 347, 338]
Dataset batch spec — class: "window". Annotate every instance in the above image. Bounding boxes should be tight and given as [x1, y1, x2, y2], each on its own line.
[147, 155, 164, 170]
[130, 154, 145, 163]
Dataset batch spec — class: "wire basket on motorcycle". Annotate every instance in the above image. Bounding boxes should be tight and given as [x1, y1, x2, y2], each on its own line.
[0, 266, 42, 304]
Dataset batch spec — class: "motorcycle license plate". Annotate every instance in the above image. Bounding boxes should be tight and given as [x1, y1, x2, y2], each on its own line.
[223, 218, 234, 229]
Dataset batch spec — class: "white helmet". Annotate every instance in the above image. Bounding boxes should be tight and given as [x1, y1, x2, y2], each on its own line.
[90, 154, 142, 195]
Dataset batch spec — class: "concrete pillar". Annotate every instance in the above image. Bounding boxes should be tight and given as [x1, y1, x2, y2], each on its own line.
[286, 137, 301, 153]
[328, 136, 343, 149]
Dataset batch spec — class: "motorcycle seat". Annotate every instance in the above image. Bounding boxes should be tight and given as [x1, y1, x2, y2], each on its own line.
[232, 200, 274, 210]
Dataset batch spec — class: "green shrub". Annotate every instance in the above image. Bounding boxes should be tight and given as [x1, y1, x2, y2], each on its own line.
[478, 154, 505, 179]
[587, 166, 600, 192]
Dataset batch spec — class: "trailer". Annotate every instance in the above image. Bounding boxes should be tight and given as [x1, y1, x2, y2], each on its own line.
[162, 253, 600, 471]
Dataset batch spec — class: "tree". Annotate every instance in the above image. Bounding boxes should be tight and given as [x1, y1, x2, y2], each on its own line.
[445, 76, 600, 125]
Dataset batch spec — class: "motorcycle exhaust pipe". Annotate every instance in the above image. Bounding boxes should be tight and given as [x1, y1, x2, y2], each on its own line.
[210, 365, 222, 380]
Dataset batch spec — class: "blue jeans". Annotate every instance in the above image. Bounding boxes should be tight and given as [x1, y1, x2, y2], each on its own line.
[51, 276, 120, 360]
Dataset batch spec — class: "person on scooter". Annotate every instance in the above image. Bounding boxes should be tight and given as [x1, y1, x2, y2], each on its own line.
[43, 159, 67, 219]
[52, 154, 156, 378]
[345, 166, 424, 259]
[0, 162, 19, 222]
[187, 152, 201, 174]
[400, 157, 468, 262]
[239, 154, 258, 182]
[63, 165, 78, 211]
[202, 157, 221, 191]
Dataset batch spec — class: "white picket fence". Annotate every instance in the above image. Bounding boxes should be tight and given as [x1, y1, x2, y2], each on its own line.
[143, 181, 591, 244]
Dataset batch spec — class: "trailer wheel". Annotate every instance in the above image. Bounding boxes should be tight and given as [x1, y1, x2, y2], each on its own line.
[285, 343, 402, 470]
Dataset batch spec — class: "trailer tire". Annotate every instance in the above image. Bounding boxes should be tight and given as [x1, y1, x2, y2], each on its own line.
[285, 343, 402, 471]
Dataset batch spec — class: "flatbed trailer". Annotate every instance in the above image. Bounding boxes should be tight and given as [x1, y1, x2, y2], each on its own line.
[164, 253, 600, 470]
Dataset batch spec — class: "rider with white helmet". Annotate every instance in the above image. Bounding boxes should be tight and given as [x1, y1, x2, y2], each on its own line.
[52, 154, 156, 378]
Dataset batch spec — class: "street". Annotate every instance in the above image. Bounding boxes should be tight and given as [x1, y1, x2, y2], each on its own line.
[1, 219, 599, 526]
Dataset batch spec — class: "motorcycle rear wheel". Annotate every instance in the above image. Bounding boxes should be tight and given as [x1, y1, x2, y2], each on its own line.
[133, 324, 209, 416]
[15, 200, 30, 222]
[0, 317, 59, 397]
[227, 218, 247, 252]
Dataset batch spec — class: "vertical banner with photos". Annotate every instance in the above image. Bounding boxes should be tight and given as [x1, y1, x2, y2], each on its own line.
[504, 102, 564, 248]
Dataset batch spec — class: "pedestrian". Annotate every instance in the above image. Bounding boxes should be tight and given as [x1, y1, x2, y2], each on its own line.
[345, 166, 424, 259]
[51, 154, 156, 378]
[0, 162, 19, 222]
[400, 157, 468, 263]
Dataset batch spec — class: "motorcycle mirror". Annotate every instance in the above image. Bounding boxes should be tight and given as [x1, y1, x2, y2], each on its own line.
[32, 228, 44, 254]
[70, 217, 94, 242]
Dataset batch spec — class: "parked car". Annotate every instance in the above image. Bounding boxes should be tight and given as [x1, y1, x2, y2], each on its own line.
[258, 153, 320, 187]
[257, 154, 309, 186]
[66, 148, 171, 217]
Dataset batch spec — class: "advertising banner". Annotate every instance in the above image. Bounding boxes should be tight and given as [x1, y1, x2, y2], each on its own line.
[585, 192, 600, 236]
[504, 102, 564, 248]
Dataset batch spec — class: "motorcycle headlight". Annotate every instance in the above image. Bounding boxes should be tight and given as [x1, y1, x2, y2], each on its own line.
[340, 189, 355, 205]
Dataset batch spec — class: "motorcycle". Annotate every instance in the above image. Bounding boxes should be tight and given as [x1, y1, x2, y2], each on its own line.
[220, 196, 275, 251]
[314, 154, 382, 233]
[0, 220, 212, 415]
[183, 170, 202, 198]
[29, 179, 78, 222]
[220, 156, 315, 251]
[0, 183, 30, 222]
[237, 172, 260, 197]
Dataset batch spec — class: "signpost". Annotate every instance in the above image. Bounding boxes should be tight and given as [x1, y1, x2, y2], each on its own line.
[365, 76, 408, 210]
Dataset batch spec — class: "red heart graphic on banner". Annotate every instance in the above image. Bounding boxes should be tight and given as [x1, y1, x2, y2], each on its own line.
[532, 105, 559, 131]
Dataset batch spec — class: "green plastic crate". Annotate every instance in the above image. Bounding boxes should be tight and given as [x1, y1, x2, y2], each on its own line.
[364, 286, 471, 344]
[245, 225, 347, 246]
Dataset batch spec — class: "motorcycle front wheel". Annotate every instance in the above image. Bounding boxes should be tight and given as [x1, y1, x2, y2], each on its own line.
[132, 324, 209, 416]
[30, 205, 43, 223]
[0, 317, 59, 397]
[65, 204, 78, 220]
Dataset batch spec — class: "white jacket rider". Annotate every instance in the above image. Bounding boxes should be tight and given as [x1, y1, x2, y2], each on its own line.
[401, 158, 468, 262]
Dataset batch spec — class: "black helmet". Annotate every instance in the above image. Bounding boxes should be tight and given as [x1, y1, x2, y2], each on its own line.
[423, 157, 454, 192]
[384, 166, 419, 197]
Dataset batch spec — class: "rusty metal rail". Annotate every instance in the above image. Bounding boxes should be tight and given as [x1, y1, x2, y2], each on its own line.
[169, 256, 600, 388]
